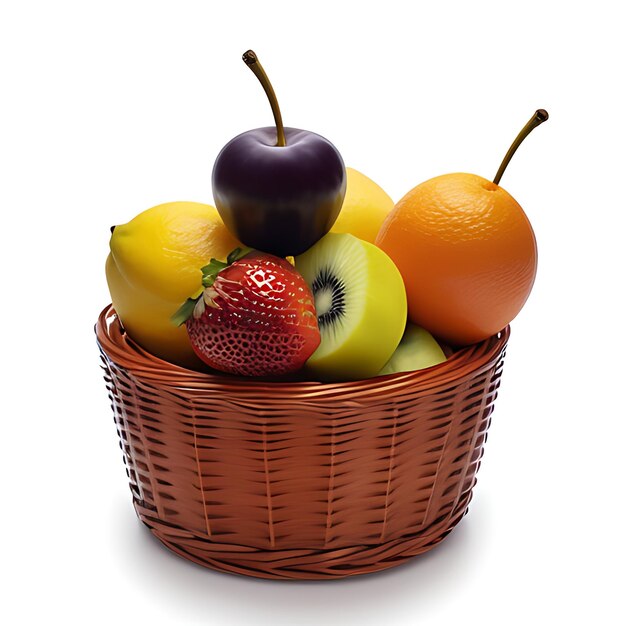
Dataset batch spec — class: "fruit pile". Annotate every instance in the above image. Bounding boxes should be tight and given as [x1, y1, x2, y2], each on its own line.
[106, 51, 547, 382]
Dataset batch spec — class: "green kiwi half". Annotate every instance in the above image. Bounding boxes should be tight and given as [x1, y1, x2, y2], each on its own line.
[295, 233, 407, 381]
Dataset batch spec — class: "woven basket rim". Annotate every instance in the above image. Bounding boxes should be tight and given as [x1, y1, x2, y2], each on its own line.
[95, 304, 509, 396]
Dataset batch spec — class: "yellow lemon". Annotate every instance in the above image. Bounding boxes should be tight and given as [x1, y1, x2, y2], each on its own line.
[331, 167, 394, 243]
[106, 201, 240, 367]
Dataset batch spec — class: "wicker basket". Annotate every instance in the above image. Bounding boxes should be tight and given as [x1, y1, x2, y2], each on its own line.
[96, 304, 508, 580]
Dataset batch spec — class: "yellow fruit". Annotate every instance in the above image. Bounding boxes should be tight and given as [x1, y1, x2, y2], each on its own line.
[106, 201, 240, 367]
[330, 167, 394, 243]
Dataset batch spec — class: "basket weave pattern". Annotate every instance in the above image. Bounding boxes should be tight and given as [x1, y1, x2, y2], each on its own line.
[97, 305, 508, 580]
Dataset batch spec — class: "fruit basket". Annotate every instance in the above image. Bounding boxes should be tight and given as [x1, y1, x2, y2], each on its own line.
[96, 304, 509, 580]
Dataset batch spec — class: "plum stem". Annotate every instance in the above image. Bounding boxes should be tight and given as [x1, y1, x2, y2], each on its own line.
[242, 50, 286, 147]
[493, 109, 549, 185]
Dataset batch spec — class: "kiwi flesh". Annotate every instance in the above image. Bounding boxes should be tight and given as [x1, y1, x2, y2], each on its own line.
[295, 233, 407, 381]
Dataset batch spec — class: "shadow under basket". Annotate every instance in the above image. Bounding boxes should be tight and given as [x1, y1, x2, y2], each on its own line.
[96, 305, 509, 580]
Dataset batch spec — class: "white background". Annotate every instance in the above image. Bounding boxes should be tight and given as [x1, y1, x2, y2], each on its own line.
[1, 1, 625, 624]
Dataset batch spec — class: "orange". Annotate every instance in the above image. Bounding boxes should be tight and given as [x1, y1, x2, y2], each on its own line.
[375, 173, 537, 345]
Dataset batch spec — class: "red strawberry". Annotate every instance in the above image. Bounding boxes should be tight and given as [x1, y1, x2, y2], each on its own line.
[173, 248, 320, 376]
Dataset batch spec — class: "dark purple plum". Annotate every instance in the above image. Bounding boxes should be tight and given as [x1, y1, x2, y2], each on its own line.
[212, 126, 345, 256]
[211, 50, 346, 257]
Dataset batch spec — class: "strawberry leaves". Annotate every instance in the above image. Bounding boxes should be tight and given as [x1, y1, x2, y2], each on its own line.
[201, 258, 229, 288]
[171, 247, 252, 327]
[171, 297, 199, 327]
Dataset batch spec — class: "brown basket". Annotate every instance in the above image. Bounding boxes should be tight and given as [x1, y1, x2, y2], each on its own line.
[96, 304, 508, 580]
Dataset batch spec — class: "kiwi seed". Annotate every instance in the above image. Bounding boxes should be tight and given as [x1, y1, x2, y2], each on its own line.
[311, 268, 346, 328]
